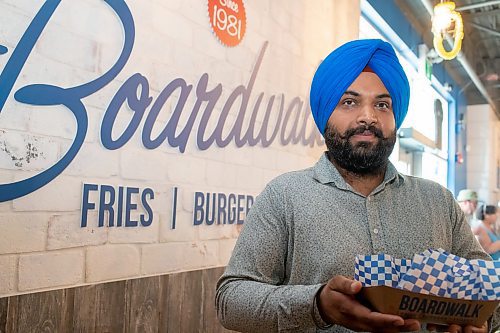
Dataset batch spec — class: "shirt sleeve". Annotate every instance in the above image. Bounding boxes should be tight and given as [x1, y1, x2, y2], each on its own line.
[215, 183, 323, 332]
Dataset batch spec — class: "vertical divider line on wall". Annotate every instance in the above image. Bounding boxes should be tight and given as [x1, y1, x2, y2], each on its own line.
[171, 187, 178, 230]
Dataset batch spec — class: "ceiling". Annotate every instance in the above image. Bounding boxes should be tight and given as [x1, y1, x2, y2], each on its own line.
[394, 0, 500, 117]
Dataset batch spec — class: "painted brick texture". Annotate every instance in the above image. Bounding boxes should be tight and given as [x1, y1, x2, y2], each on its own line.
[0, 0, 359, 296]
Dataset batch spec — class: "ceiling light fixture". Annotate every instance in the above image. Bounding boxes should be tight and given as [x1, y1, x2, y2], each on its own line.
[432, 1, 464, 60]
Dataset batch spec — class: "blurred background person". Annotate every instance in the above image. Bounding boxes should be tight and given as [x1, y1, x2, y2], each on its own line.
[457, 189, 479, 229]
[474, 204, 499, 260]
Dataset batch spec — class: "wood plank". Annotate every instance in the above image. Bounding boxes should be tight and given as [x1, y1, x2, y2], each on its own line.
[180, 270, 203, 332]
[72, 285, 97, 332]
[160, 268, 235, 333]
[16, 289, 72, 332]
[0, 297, 7, 333]
[163, 271, 185, 333]
[202, 268, 221, 333]
[62, 288, 75, 331]
[158, 274, 170, 332]
[0, 267, 233, 333]
[94, 280, 126, 333]
[203, 267, 238, 333]
[124, 276, 160, 333]
[4, 296, 17, 333]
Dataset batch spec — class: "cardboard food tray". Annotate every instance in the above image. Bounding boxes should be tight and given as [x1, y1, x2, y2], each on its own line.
[359, 285, 499, 326]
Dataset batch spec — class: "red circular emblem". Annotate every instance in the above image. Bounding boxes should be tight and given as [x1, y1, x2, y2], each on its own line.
[208, 0, 246, 47]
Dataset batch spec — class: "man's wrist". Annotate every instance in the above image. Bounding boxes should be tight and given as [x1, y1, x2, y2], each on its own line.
[312, 284, 334, 330]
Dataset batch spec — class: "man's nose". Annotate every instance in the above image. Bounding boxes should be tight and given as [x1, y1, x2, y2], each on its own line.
[357, 104, 377, 126]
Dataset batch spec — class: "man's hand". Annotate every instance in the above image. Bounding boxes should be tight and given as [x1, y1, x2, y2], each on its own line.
[318, 276, 421, 332]
[426, 322, 488, 333]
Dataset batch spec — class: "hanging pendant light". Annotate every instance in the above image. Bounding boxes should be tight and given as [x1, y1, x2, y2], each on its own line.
[432, 1, 464, 60]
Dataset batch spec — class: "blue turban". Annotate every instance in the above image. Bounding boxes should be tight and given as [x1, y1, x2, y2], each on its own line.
[310, 39, 410, 134]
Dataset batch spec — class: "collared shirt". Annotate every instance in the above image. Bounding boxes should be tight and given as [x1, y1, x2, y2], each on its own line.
[216, 153, 490, 333]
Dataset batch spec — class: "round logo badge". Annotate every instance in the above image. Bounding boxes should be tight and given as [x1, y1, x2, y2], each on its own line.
[208, 0, 246, 47]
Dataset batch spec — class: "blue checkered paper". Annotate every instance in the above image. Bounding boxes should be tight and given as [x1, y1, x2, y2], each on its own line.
[355, 253, 411, 287]
[471, 259, 500, 300]
[354, 248, 500, 300]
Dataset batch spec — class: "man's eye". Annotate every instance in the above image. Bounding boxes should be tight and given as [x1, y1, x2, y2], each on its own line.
[376, 102, 391, 109]
[343, 99, 356, 106]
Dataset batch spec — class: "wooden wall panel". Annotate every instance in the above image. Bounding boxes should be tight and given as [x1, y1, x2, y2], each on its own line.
[0, 267, 236, 333]
[203, 267, 231, 333]
[180, 270, 204, 332]
[125, 276, 161, 333]
[94, 281, 126, 333]
[73, 285, 98, 332]
[158, 274, 171, 332]
[15, 289, 73, 332]
[2, 297, 17, 333]
[0, 297, 8, 333]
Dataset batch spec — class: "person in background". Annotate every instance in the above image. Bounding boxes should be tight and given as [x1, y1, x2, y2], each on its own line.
[474, 204, 500, 260]
[215, 39, 493, 333]
[457, 189, 479, 229]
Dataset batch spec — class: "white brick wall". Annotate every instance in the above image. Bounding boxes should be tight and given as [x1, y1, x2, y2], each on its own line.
[219, 238, 238, 266]
[54, 1, 124, 45]
[12, 175, 82, 211]
[0, 213, 47, 253]
[166, 155, 207, 185]
[141, 241, 219, 275]
[64, 144, 120, 177]
[0, 4, 33, 55]
[108, 219, 159, 244]
[198, 221, 237, 241]
[47, 213, 107, 250]
[160, 211, 199, 243]
[18, 249, 84, 291]
[0, 0, 359, 296]
[86, 245, 140, 282]
[0, 103, 30, 131]
[28, 107, 77, 140]
[206, 160, 239, 187]
[0, 255, 17, 295]
[0, 130, 59, 170]
[36, 24, 99, 73]
[235, 165, 264, 190]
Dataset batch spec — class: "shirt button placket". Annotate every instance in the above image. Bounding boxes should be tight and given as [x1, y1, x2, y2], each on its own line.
[366, 195, 382, 252]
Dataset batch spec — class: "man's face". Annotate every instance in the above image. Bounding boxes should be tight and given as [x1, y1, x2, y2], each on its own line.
[324, 72, 397, 175]
[458, 200, 477, 215]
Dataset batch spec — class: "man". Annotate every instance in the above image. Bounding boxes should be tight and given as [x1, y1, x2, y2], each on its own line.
[215, 39, 493, 332]
[457, 188, 479, 228]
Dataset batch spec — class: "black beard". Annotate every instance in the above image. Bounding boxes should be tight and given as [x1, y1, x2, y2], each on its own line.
[324, 124, 396, 175]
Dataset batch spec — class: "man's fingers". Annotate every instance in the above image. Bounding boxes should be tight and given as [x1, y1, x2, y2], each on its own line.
[321, 285, 406, 330]
[427, 323, 487, 333]
[464, 323, 488, 333]
[321, 276, 422, 332]
[447, 324, 463, 333]
[401, 319, 421, 331]
[327, 275, 362, 295]
[364, 311, 405, 327]
[338, 302, 405, 328]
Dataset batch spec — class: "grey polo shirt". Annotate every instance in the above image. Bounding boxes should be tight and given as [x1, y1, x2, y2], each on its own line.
[216, 153, 490, 332]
